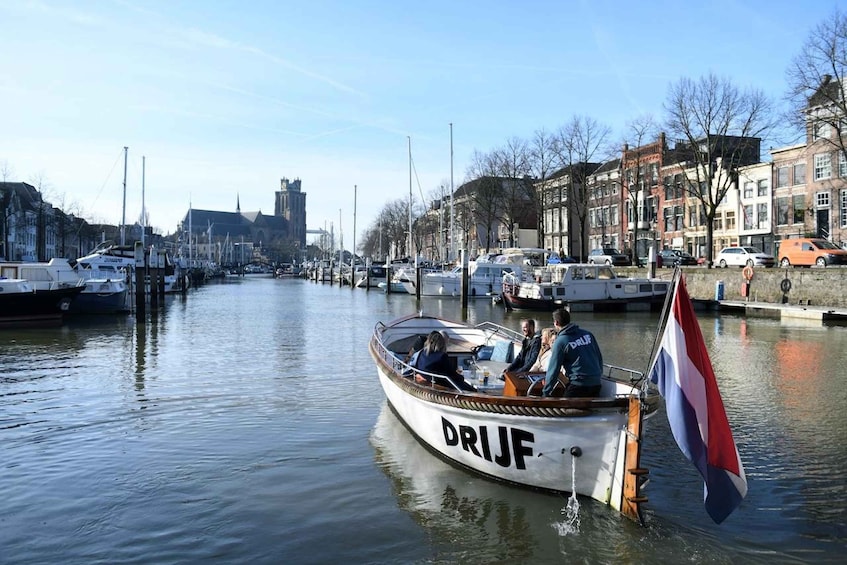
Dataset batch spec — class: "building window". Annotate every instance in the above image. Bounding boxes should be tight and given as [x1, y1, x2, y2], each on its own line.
[674, 205, 685, 231]
[743, 182, 755, 199]
[793, 163, 805, 185]
[815, 191, 830, 208]
[841, 189, 847, 228]
[776, 196, 790, 225]
[792, 194, 805, 224]
[757, 179, 768, 196]
[814, 153, 832, 180]
[776, 166, 789, 188]
[663, 207, 673, 231]
[743, 205, 754, 230]
[840, 152, 847, 178]
[813, 121, 831, 141]
[757, 202, 769, 229]
[725, 211, 736, 231]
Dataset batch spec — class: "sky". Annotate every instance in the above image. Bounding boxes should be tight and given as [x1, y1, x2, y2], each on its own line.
[1, 0, 843, 245]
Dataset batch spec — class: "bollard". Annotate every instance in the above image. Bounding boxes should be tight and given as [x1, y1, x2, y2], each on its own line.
[715, 280, 725, 301]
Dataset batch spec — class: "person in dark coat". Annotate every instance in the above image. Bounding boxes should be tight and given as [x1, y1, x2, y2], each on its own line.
[504, 318, 542, 376]
[414, 331, 475, 392]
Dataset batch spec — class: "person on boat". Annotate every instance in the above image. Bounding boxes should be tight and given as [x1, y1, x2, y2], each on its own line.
[414, 331, 475, 392]
[527, 327, 558, 373]
[544, 308, 603, 397]
[503, 318, 541, 377]
[405, 334, 426, 364]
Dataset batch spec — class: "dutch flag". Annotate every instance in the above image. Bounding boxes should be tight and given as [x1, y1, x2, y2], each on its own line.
[648, 275, 747, 524]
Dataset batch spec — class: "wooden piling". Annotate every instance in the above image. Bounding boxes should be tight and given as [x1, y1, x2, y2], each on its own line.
[134, 242, 145, 316]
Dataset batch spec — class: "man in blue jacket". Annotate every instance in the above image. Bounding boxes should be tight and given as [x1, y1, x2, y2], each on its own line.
[544, 308, 603, 397]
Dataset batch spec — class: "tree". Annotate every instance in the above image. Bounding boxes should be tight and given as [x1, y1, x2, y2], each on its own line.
[465, 150, 504, 254]
[527, 128, 561, 248]
[621, 115, 662, 265]
[490, 137, 533, 247]
[785, 8, 847, 164]
[664, 73, 775, 266]
[556, 115, 612, 260]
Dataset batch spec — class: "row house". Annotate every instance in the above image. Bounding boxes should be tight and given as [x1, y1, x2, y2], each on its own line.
[0, 182, 57, 261]
[586, 158, 622, 252]
[542, 78, 847, 262]
[538, 164, 596, 260]
[417, 176, 538, 262]
[1, 181, 153, 262]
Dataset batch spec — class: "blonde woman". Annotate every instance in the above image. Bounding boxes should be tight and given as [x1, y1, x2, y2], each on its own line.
[528, 327, 557, 373]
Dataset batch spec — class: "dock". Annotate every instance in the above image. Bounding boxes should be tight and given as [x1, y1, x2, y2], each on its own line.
[706, 300, 847, 323]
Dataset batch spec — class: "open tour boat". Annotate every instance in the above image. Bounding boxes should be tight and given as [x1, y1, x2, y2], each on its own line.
[369, 313, 659, 523]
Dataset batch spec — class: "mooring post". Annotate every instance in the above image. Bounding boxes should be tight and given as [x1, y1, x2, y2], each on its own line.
[134, 241, 145, 317]
[149, 245, 159, 308]
[158, 250, 167, 298]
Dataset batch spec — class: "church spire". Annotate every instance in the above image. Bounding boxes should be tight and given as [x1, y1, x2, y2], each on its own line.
[236, 193, 241, 214]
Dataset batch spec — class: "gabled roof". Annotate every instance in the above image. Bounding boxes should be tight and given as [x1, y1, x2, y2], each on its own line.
[240, 210, 288, 230]
[548, 162, 602, 180]
[593, 158, 620, 175]
[808, 75, 846, 109]
[182, 209, 251, 237]
[0, 182, 43, 212]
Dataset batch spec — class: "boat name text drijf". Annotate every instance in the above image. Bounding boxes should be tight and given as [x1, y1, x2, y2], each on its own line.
[441, 417, 534, 469]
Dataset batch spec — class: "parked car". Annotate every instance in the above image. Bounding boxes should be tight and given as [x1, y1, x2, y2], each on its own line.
[659, 249, 698, 267]
[588, 247, 632, 266]
[777, 237, 847, 267]
[716, 246, 775, 268]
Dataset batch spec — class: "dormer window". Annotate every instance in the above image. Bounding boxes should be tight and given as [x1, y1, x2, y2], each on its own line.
[813, 121, 831, 141]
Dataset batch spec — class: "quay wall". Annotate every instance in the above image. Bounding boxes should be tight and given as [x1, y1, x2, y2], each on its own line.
[616, 266, 847, 308]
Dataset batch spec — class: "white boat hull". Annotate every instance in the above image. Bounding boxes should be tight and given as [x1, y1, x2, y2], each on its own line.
[377, 368, 629, 503]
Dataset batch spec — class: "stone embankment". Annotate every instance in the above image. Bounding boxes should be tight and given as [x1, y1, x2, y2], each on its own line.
[618, 266, 847, 309]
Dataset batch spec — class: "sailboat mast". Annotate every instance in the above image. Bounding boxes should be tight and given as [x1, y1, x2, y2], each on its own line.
[408, 136, 413, 265]
[121, 146, 128, 246]
[449, 123, 454, 262]
[353, 185, 357, 268]
[141, 155, 146, 249]
[188, 203, 193, 266]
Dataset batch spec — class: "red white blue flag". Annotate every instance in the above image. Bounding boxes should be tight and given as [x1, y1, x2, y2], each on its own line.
[648, 275, 747, 523]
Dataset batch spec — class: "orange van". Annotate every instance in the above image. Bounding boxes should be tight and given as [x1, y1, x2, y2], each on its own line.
[777, 237, 847, 267]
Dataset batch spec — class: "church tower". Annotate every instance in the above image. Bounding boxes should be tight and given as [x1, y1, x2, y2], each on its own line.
[275, 177, 307, 246]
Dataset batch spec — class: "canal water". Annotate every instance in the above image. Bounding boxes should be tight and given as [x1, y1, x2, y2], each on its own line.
[1, 276, 844, 564]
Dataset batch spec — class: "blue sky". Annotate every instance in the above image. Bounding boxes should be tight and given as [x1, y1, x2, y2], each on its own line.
[1, 0, 842, 244]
